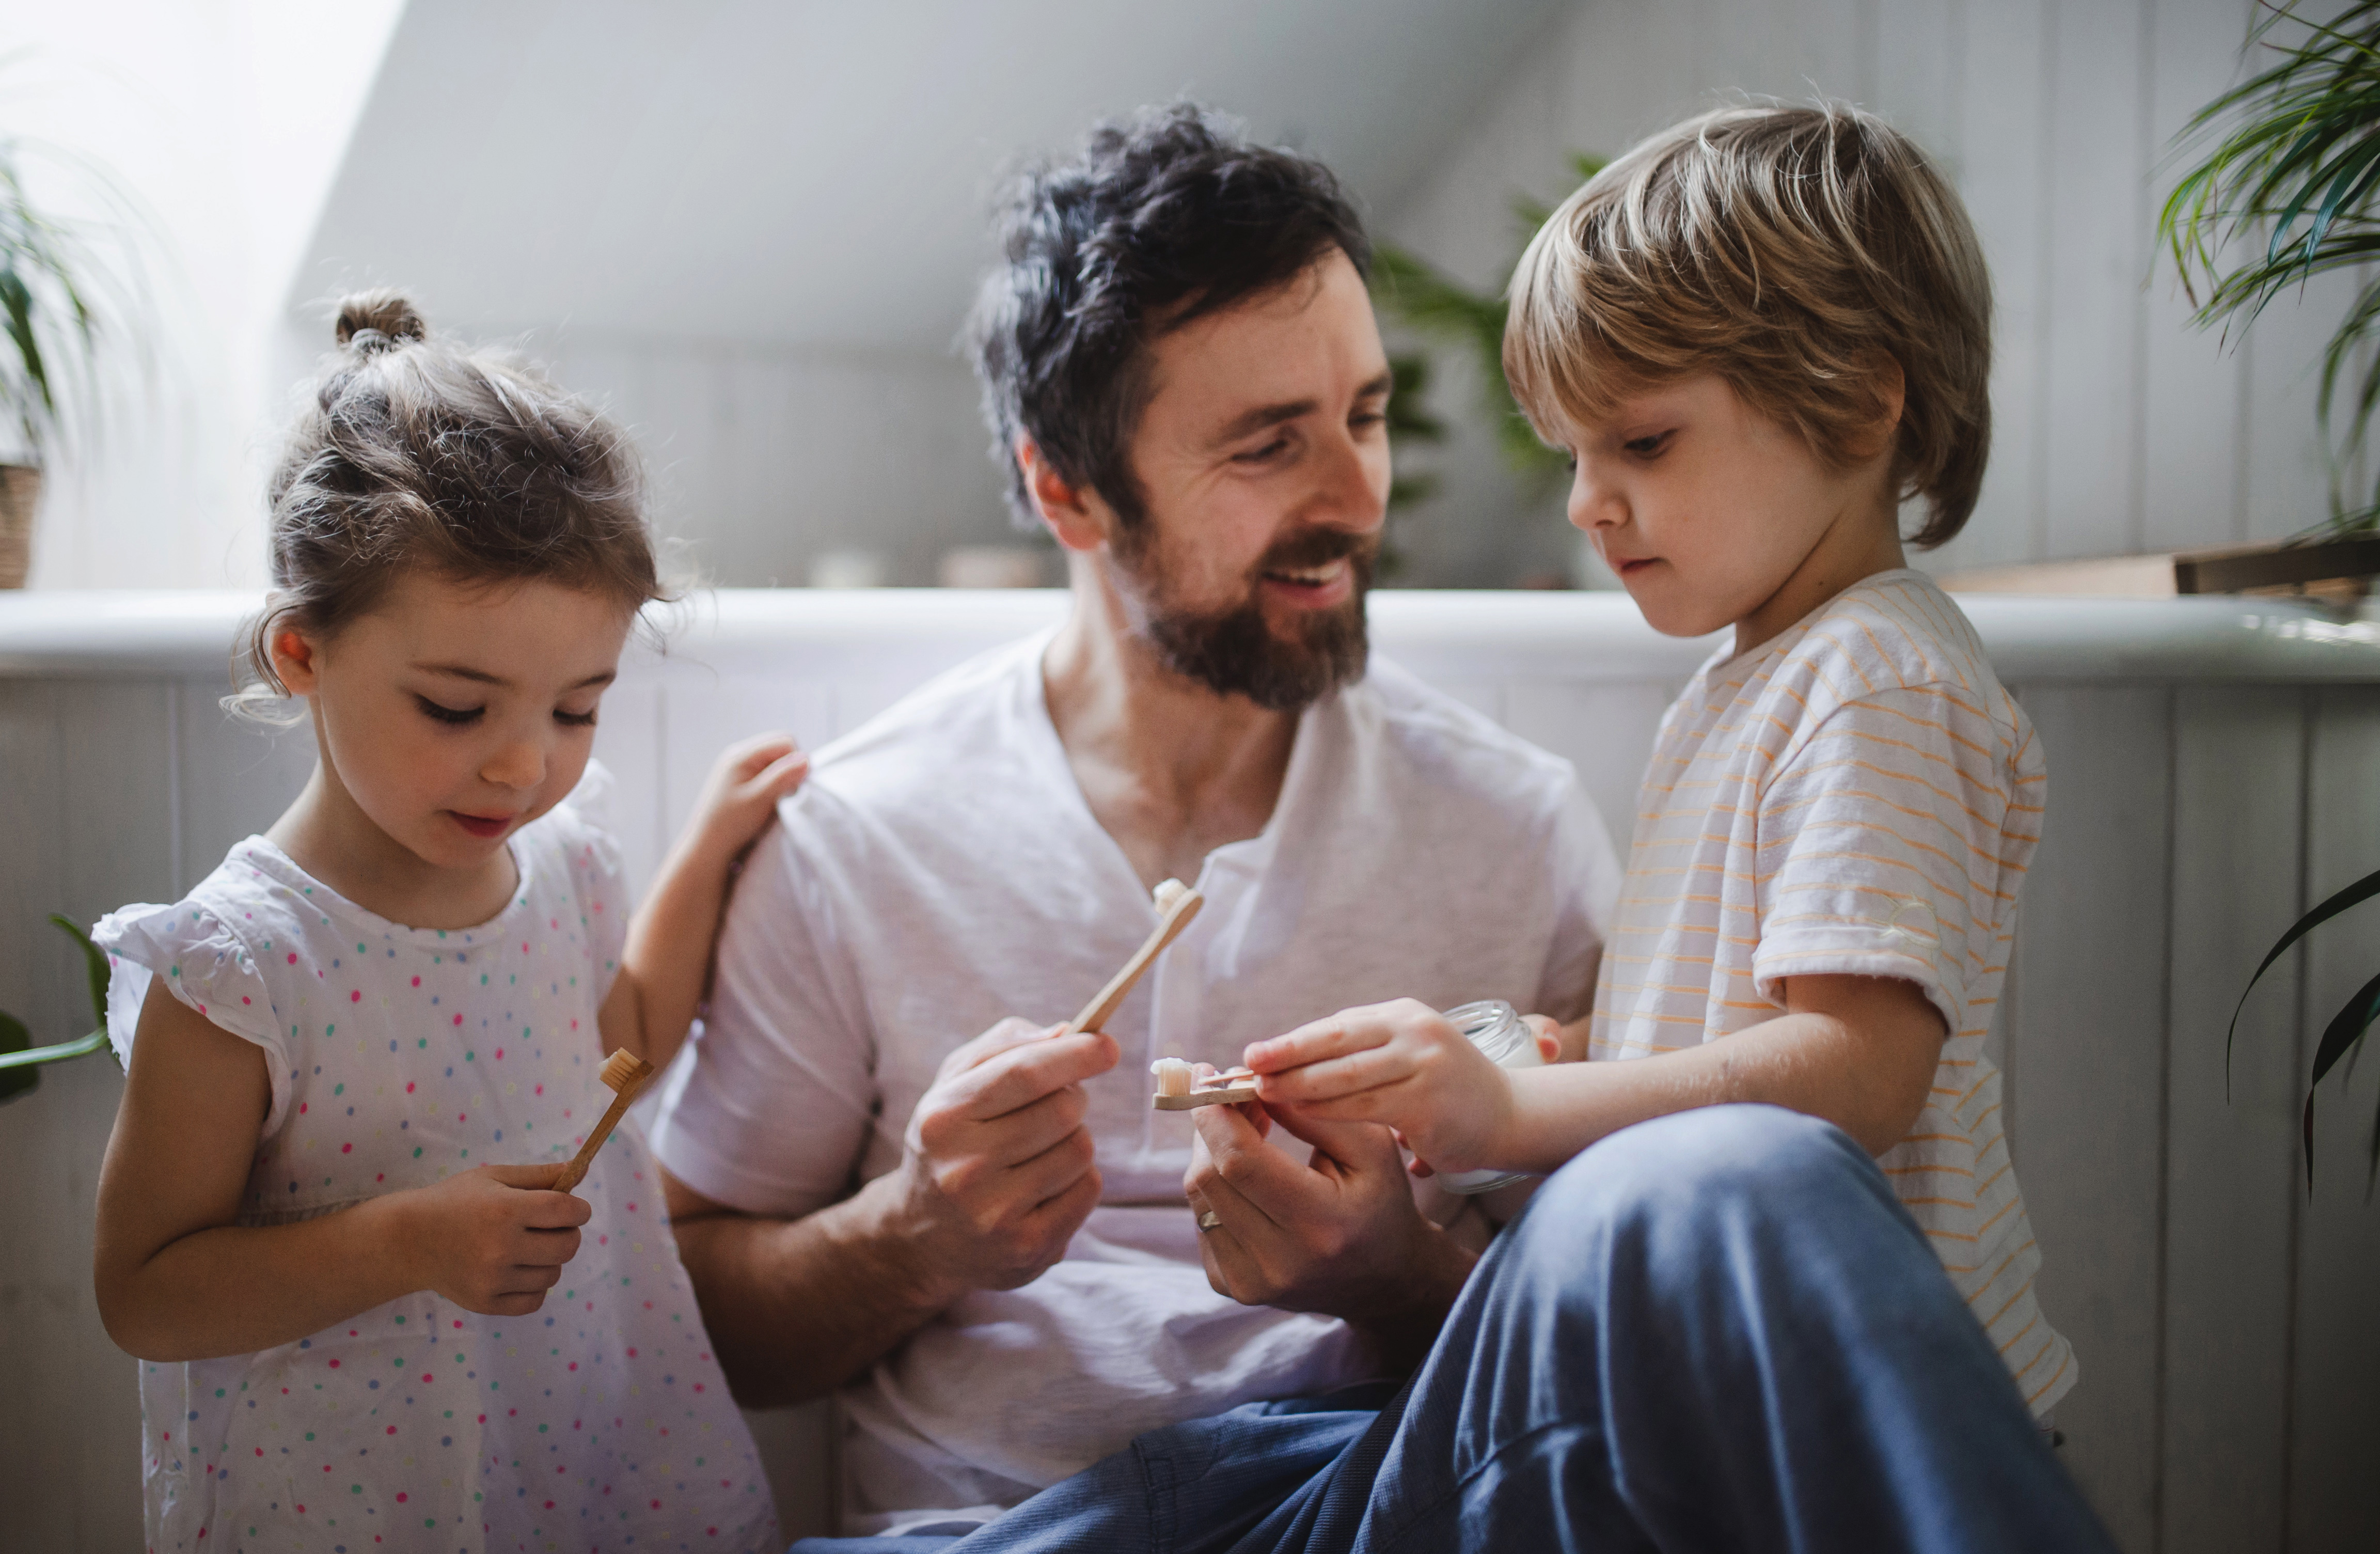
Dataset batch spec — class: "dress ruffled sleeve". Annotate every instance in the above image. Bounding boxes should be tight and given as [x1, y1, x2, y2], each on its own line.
[91, 900, 293, 1136]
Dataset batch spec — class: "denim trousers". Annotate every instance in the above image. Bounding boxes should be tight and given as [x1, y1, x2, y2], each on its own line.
[791, 1104, 2116, 1553]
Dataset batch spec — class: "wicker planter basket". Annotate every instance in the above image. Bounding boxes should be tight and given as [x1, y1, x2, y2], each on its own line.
[0, 465, 38, 589]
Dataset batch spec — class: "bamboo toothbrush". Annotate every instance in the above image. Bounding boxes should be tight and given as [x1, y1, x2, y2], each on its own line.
[1149, 1057, 1257, 1110]
[553, 1049, 655, 1192]
[1063, 877, 1204, 1038]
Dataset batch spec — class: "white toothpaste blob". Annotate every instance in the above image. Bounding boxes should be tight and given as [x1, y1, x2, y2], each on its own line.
[1149, 1057, 1193, 1096]
[1153, 878, 1188, 912]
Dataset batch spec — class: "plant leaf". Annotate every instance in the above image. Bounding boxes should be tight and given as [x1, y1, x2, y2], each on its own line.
[2228, 861, 2380, 1091]
[0, 1009, 35, 1103]
[2306, 964, 2380, 1182]
[48, 913, 106, 1029]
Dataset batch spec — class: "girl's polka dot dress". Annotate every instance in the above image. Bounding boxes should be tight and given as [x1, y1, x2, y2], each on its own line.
[92, 766, 780, 1553]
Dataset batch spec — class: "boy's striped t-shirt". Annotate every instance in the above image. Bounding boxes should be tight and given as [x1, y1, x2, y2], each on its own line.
[1588, 569, 2075, 1417]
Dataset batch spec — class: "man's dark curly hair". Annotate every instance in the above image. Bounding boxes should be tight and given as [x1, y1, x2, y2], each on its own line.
[968, 103, 1371, 530]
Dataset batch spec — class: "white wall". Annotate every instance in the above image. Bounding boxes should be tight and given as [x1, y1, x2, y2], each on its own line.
[532, 336, 1019, 588]
[0, 0, 401, 592]
[1380, 0, 2344, 583]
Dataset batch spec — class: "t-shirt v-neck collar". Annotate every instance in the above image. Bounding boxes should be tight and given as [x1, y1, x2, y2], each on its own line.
[1016, 627, 1328, 901]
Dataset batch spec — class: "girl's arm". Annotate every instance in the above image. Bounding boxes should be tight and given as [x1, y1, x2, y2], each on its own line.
[1247, 975, 1945, 1176]
[93, 981, 592, 1363]
[599, 733, 808, 1071]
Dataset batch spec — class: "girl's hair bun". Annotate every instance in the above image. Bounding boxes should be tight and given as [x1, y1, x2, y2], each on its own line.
[335, 290, 427, 353]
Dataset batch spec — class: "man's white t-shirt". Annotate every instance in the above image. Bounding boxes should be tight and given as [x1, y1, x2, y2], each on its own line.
[644, 631, 1618, 1530]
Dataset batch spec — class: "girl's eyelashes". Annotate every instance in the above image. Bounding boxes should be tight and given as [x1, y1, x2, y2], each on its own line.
[1622, 429, 1675, 459]
[414, 693, 598, 729]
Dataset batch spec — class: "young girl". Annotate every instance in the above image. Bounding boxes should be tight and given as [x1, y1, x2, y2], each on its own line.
[90, 293, 805, 1551]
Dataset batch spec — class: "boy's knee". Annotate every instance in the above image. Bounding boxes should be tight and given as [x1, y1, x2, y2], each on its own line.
[1507, 1105, 1875, 1271]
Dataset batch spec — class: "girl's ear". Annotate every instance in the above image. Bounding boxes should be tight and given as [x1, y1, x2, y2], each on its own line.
[270, 626, 324, 697]
[1017, 436, 1112, 553]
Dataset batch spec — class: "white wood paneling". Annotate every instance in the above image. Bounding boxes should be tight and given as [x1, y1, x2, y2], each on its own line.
[2162, 688, 2304, 1554]
[1950, 0, 2054, 573]
[2141, 0, 2253, 555]
[0, 678, 82, 1554]
[2012, 687, 2174, 1551]
[2041, 0, 2153, 559]
[1871, 0, 1960, 165]
[172, 687, 319, 897]
[2291, 685, 2380, 1553]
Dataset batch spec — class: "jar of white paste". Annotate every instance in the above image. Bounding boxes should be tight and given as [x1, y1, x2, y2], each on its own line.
[1433, 999, 1543, 1195]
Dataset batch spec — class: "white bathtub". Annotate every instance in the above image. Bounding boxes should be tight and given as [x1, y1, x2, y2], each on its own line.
[4, 588, 2375, 1552]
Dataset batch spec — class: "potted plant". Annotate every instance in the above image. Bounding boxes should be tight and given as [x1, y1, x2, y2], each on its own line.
[1367, 156, 1603, 586]
[2163, 0, 2380, 595]
[1370, 154, 1603, 500]
[0, 133, 139, 589]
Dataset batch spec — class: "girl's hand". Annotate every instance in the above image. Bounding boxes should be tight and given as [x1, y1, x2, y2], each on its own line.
[393, 1164, 592, 1316]
[684, 732, 810, 870]
[1243, 998, 1521, 1178]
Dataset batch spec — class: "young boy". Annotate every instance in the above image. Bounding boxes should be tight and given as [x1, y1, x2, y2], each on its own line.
[1242, 102, 2073, 1421]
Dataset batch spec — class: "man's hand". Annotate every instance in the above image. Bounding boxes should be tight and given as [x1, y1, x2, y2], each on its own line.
[880, 1016, 1116, 1304]
[1184, 1094, 1473, 1370]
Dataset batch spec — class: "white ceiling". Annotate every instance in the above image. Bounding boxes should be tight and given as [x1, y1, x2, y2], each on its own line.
[294, 0, 1571, 353]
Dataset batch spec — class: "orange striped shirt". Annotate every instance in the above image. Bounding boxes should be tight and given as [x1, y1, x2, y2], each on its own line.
[1589, 570, 2075, 1417]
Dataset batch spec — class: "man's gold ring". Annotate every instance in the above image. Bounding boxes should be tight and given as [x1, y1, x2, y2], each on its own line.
[1197, 1210, 1223, 1232]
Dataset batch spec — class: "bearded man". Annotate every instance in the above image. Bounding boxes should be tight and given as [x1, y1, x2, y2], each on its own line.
[646, 106, 1619, 1536]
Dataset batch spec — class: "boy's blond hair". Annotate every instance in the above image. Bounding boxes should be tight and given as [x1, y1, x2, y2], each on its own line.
[1504, 103, 1991, 547]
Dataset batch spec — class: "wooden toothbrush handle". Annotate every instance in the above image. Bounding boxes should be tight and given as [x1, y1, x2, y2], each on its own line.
[1068, 894, 1204, 1036]
[554, 1082, 643, 1194]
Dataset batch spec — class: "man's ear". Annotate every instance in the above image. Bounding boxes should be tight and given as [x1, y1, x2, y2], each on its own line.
[270, 624, 324, 697]
[1017, 436, 1110, 553]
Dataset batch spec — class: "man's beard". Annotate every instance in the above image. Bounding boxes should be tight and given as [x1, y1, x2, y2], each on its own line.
[1121, 526, 1376, 711]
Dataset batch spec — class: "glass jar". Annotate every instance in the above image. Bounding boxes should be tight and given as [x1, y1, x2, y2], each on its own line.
[1433, 999, 1542, 1195]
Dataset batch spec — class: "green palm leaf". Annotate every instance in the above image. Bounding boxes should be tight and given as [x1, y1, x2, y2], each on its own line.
[2162, 1, 2380, 531]
[2227, 862, 2380, 1081]
[48, 913, 106, 1029]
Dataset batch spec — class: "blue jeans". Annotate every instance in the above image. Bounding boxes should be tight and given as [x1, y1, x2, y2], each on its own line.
[793, 1105, 2115, 1553]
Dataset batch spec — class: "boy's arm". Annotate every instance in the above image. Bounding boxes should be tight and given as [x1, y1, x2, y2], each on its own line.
[1503, 974, 1946, 1167]
[1251, 976, 1942, 1176]
[601, 734, 807, 1069]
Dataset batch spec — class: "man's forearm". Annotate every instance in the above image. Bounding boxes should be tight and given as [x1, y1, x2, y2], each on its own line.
[665, 1172, 952, 1408]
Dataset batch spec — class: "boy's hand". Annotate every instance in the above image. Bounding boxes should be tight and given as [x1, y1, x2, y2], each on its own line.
[1243, 998, 1521, 1178]
[685, 732, 810, 869]
[393, 1163, 592, 1316]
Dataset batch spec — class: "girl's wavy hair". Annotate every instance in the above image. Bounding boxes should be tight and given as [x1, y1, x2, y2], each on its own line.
[1504, 102, 1992, 548]
[231, 291, 665, 718]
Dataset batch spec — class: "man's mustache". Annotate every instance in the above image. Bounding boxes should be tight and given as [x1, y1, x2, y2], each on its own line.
[1250, 528, 1379, 577]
